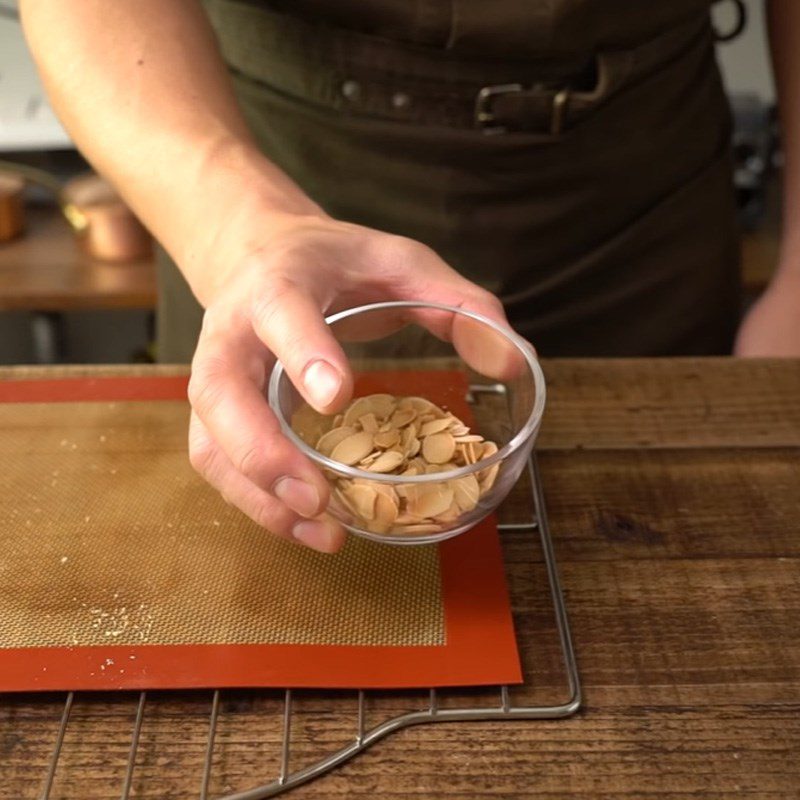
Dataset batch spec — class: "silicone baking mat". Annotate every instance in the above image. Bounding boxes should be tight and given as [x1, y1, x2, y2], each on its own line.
[0, 371, 520, 692]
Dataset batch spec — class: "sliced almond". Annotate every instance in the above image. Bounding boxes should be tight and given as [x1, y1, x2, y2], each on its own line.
[453, 434, 485, 444]
[330, 431, 374, 465]
[459, 441, 479, 465]
[364, 393, 397, 420]
[332, 414, 344, 428]
[374, 491, 399, 527]
[373, 428, 401, 449]
[477, 442, 500, 493]
[434, 500, 461, 524]
[395, 510, 424, 524]
[316, 425, 357, 457]
[451, 474, 480, 512]
[407, 484, 454, 519]
[449, 424, 471, 437]
[479, 441, 499, 460]
[342, 397, 375, 426]
[419, 417, 452, 437]
[346, 483, 378, 520]
[405, 397, 439, 415]
[422, 432, 456, 464]
[332, 485, 356, 518]
[479, 463, 500, 495]
[359, 413, 379, 433]
[366, 450, 405, 473]
[425, 462, 457, 474]
[396, 523, 443, 534]
[358, 450, 381, 466]
[390, 407, 417, 428]
[373, 482, 399, 503]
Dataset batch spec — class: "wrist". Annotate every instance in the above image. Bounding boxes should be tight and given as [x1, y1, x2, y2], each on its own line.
[174, 137, 325, 305]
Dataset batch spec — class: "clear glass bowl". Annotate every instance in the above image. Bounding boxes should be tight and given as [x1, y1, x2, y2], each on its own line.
[268, 301, 545, 545]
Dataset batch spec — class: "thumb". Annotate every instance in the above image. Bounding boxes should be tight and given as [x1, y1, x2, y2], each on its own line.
[386, 242, 528, 380]
[250, 276, 353, 414]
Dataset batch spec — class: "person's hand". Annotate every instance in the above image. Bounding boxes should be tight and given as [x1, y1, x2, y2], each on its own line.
[186, 210, 509, 554]
[735, 269, 800, 357]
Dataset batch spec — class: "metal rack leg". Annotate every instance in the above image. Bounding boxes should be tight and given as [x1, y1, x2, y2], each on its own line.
[41, 692, 74, 800]
[200, 690, 221, 800]
[278, 690, 292, 785]
[120, 692, 147, 800]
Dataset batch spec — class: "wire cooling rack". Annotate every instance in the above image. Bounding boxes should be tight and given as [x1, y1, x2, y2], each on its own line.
[12, 384, 581, 799]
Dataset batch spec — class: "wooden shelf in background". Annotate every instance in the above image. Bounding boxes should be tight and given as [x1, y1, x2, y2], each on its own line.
[0, 204, 156, 312]
[0, 182, 780, 315]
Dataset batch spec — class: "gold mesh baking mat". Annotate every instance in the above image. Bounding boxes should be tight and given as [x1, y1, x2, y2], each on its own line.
[0, 374, 521, 691]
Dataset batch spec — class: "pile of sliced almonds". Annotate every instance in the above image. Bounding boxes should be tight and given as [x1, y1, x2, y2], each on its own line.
[313, 394, 501, 536]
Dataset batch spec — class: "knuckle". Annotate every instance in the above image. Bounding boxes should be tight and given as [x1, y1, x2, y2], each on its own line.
[253, 504, 280, 533]
[253, 499, 293, 535]
[188, 436, 216, 479]
[199, 304, 228, 338]
[250, 277, 296, 331]
[234, 444, 268, 484]
[377, 234, 426, 268]
[481, 291, 505, 315]
[187, 375, 216, 417]
[187, 357, 226, 415]
[395, 235, 432, 262]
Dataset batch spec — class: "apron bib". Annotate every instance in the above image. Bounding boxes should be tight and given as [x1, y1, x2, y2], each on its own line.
[158, 0, 739, 360]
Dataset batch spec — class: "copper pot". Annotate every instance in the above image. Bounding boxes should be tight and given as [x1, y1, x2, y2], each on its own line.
[63, 174, 153, 262]
[0, 173, 26, 243]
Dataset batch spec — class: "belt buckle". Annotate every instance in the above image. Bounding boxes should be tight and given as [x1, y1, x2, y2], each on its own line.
[474, 83, 524, 134]
[475, 83, 571, 135]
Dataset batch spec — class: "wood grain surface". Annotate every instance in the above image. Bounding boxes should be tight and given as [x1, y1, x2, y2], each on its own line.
[1, 358, 798, 799]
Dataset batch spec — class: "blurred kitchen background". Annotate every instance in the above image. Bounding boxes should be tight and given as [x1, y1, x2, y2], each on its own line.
[0, 0, 783, 364]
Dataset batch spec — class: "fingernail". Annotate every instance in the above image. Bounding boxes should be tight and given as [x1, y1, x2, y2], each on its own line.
[303, 359, 342, 409]
[292, 520, 337, 553]
[273, 476, 320, 517]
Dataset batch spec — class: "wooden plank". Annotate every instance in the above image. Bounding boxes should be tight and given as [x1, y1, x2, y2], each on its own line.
[2, 696, 798, 798]
[533, 448, 800, 561]
[540, 358, 800, 450]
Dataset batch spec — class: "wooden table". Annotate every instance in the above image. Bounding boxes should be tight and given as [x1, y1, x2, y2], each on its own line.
[1, 358, 799, 799]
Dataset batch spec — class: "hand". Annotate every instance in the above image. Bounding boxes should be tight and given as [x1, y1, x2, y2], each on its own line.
[186, 211, 509, 553]
[735, 269, 800, 357]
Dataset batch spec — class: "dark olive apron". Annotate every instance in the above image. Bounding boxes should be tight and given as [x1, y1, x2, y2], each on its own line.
[158, 0, 740, 361]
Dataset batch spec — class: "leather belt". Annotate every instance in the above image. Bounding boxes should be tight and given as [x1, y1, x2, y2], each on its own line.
[206, 1, 713, 137]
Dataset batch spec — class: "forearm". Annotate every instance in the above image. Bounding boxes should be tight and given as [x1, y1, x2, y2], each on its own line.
[20, 0, 320, 304]
[767, 0, 800, 276]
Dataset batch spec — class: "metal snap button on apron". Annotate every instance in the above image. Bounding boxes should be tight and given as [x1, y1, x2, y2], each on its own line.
[341, 79, 362, 102]
[391, 92, 412, 110]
